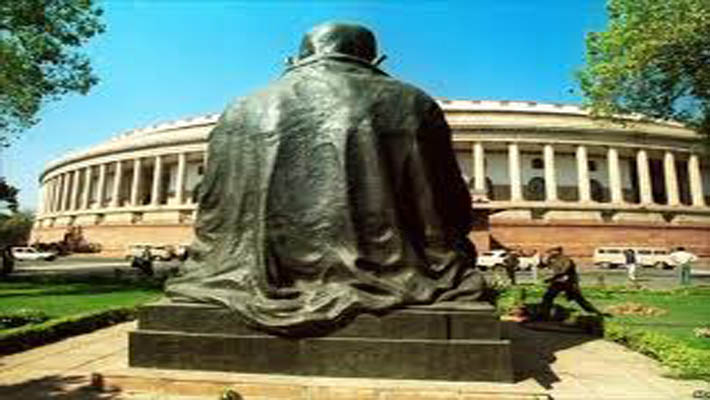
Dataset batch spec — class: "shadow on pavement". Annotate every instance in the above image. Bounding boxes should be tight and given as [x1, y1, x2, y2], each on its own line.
[504, 320, 598, 389]
[0, 374, 121, 399]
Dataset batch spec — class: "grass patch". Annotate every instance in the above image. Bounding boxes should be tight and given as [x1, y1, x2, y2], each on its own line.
[497, 284, 710, 380]
[0, 274, 163, 353]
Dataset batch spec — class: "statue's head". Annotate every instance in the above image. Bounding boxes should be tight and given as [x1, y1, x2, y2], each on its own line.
[297, 22, 377, 63]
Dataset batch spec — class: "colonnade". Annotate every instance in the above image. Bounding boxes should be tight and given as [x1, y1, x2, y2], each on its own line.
[468, 142, 707, 207]
[40, 151, 200, 215]
[38, 143, 708, 217]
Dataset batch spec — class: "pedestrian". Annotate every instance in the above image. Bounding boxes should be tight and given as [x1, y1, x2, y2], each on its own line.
[503, 250, 519, 285]
[530, 249, 540, 283]
[624, 248, 637, 283]
[1, 247, 15, 276]
[131, 246, 154, 276]
[670, 247, 697, 285]
[538, 246, 605, 320]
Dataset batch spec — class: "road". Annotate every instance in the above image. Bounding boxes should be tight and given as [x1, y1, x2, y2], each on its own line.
[8, 255, 710, 289]
[10, 256, 179, 278]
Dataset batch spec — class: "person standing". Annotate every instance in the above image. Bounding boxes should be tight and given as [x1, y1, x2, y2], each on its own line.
[503, 250, 519, 285]
[670, 247, 697, 285]
[0, 247, 14, 277]
[539, 247, 604, 320]
[624, 249, 637, 283]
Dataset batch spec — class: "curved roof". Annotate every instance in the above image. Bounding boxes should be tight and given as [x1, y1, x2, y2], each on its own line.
[42, 100, 700, 178]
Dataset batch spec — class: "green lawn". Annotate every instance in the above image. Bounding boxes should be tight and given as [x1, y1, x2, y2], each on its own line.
[588, 287, 710, 351]
[498, 284, 710, 379]
[0, 278, 162, 335]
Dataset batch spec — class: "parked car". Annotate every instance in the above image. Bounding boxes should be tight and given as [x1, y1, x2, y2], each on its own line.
[476, 250, 507, 270]
[593, 247, 673, 269]
[125, 244, 176, 261]
[175, 244, 191, 261]
[151, 245, 175, 261]
[476, 249, 540, 271]
[518, 252, 541, 271]
[10, 247, 56, 261]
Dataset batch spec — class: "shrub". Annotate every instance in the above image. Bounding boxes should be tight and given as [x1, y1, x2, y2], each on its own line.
[0, 309, 50, 329]
[0, 307, 139, 355]
[605, 322, 710, 380]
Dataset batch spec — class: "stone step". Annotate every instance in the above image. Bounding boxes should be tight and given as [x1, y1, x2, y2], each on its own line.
[138, 300, 502, 340]
[129, 330, 514, 382]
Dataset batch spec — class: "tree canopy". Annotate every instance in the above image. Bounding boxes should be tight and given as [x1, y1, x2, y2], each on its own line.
[0, 0, 104, 146]
[0, 178, 19, 213]
[0, 210, 34, 248]
[577, 0, 710, 136]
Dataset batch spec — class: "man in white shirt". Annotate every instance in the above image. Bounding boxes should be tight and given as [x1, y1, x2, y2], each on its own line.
[669, 247, 697, 285]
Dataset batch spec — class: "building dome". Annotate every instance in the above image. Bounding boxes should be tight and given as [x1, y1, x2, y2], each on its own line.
[32, 100, 710, 259]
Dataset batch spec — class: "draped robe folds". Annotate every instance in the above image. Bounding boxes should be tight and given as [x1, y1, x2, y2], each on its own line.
[166, 56, 484, 336]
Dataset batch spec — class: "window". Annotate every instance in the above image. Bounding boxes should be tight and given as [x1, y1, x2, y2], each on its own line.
[198, 165, 204, 176]
[531, 158, 543, 169]
[590, 179, 605, 202]
[654, 250, 667, 255]
[638, 250, 652, 255]
[525, 177, 545, 201]
[588, 160, 597, 172]
[608, 249, 621, 254]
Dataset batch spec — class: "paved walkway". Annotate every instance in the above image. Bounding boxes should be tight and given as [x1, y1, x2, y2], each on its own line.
[0, 321, 707, 399]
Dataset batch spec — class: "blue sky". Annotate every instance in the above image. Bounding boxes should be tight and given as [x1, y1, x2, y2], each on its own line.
[1, 0, 608, 209]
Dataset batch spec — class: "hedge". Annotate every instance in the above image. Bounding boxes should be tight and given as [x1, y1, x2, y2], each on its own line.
[605, 322, 710, 380]
[0, 307, 139, 356]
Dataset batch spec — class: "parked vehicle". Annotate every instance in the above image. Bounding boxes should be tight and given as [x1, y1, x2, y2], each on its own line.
[476, 249, 540, 271]
[518, 252, 541, 271]
[10, 247, 56, 261]
[175, 244, 191, 261]
[125, 244, 176, 261]
[477, 250, 507, 270]
[593, 247, 673, 269]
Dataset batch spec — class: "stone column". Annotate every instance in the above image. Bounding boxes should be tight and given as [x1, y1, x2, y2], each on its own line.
[96, 163, 106, 209]
[82, 167, 92, 210]
[637, 149, 653, 204]
[110, 160, 123, 208]
[688, 153, 706, 207]
[151, 155, 163, 206]
[576, 145, 591, 202]
[508, 143, 522, 201]
[473, 142, 485, 192]
[664, 151, 680, 206]
[65, 173, 75, 211]
[58, 173, 69, 212]
[42, 182, 50, 215]
[544, 144, 557, 201]
[56, 176, 65, 212]
[48, 178, 57, 212]
[131, 158, 142, 206]
[46, 182, 53, 214]
[70, 170, 81, 210]
[175, 152, 187, 205]
[607, 147, 623, 203]
[45, 180, 53, 213]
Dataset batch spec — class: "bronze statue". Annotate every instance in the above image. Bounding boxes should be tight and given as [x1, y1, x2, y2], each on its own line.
[166, 22, 485, 336]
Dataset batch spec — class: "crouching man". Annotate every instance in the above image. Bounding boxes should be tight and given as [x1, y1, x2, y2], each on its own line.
[539, 246, 605, 320]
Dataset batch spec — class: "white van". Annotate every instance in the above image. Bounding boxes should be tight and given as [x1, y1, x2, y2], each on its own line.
[593, 247, 672, 269]
[476, 249, 541, 271]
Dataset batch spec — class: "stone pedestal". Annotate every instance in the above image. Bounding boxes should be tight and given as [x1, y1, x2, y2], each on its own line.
[129, 300, 513, 382]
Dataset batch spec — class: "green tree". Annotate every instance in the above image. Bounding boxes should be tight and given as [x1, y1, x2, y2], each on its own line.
[0, 0, 105, 146]
[578, 0, 710, 136]
[0, 210, 34, 248]
[0, 178, 19, 213]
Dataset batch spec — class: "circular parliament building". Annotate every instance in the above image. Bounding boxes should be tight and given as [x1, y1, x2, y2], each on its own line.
[32, 100, 710, 260]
